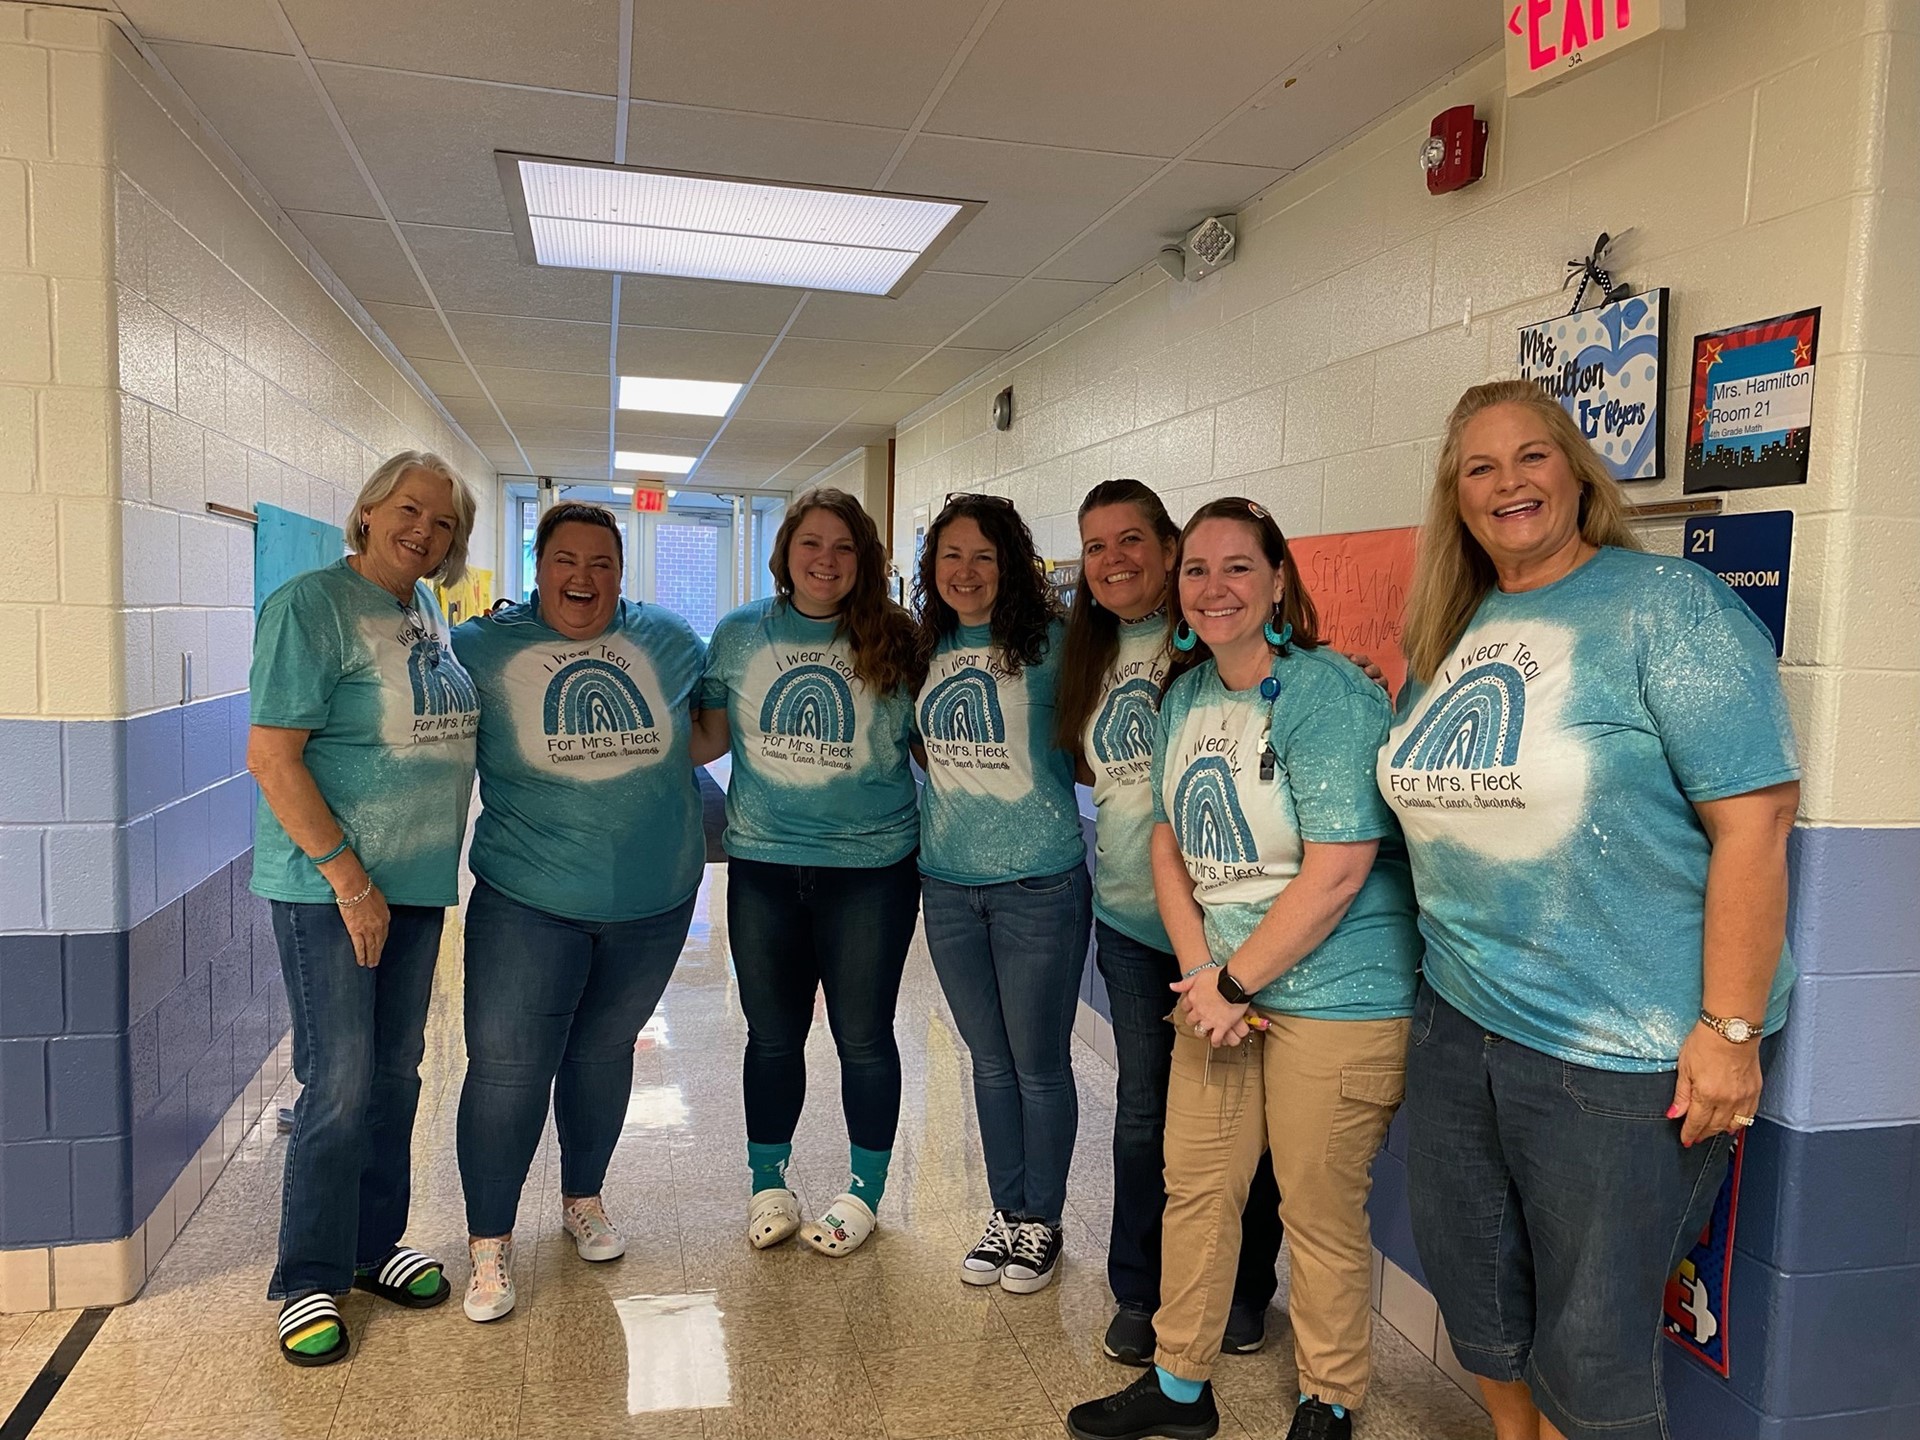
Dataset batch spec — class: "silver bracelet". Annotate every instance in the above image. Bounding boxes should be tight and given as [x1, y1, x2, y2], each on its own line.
[1181, 958, 1222, 980]
[335, 880, 374, 910]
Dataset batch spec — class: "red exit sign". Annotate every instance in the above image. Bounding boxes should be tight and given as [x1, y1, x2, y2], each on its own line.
[632, 482, 668, 513]
[1504, 0, 1683, 96]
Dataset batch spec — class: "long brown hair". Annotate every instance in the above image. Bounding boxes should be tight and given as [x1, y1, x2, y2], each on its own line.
[911, 494, 1059, 688]
[1403, 380, 1640, 684]
[1055, 479, 1179, 749]
[770, 488, 917, 695]
[1163, 497, 1321, 694]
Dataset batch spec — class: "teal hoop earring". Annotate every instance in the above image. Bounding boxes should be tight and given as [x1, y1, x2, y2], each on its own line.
[1263, 617, 1294, 650]
[1172, 620, 1198, 653]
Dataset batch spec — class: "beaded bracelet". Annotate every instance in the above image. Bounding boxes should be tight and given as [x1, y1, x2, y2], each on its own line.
[335, 881, 374, 910]
[310, 837, 350, 866]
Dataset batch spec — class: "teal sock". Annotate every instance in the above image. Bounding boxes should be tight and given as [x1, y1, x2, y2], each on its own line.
[1157, 1368, 1204, 1404]
[848, 1144, 891, 1210]
[1302, 1394, 1347, 1419]
[748, 1141, 792, 1195]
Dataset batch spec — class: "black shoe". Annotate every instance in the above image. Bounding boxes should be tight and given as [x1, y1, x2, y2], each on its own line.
[1066, 1369, 1219, 1440]
[1285, 1396, 1352, 1440]
[960, 1209, 1017, 1285]
[1221, 1301, 1266, 1354]
[1102, 1305, 1155, 1366]
[999, 1218, 1061, 1294]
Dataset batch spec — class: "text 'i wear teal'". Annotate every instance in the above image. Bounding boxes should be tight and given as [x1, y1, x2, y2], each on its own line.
[452, 596, 707, 922]
[1379, 546, 1799, 1072]
[250, 558, 478, 907]
[1083, 612, 1174, 950]
[916, 618, 1086, 885]
[1152, 646, 1419, 1019]
[699, 597, 918, 867]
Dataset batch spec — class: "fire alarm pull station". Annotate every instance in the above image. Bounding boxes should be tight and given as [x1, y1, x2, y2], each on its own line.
[1422, 105, 1488, 195]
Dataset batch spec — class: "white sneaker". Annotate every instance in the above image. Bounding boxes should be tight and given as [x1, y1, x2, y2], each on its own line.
[748, 1187, 802, 1250]
[562, 1195, 626, 1262]
[464, 1236, 516, 1322]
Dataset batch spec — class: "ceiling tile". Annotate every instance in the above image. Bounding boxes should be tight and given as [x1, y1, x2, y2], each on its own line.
[757, 335, 996, 393]
[403, 225, 612, 322]
[882, 136, 1158, 277]
[149, 44, 375, 217]
[1195, 0, 1496, 169]
[615, 327, 777, 383]
[623, 103, 904, 192]
[883, 345, 1004, 396]
[616, 275, 798, 336]
[1037, 159, 1288, 283]
[284, 0, 621, 94]
[320, 65, 617, 231]
[630, 0, 979, 130]
[947, 276, 1110, 349]
[471, 365, 612, 408]
[364, 302, 460, 363]
[789, 272, 1016, 347]
[408, 358, 487, 399]
[733, 386, 934, 425]
[287, 210, 430, 307]
[118, 0, 292, 52]
[449, 312, 610, 372]
[926, 0, 1366, 155]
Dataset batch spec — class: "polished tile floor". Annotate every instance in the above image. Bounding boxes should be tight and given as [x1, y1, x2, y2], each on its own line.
[6, 865, 1490, 1439]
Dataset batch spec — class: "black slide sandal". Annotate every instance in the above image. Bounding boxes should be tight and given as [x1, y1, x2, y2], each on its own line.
[352, 1246, 451, 1308]
[277, 1293, 350, 1367]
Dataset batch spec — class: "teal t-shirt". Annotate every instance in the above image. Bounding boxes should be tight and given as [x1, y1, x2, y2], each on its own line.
[698, 598, 918, 868]
[916, 618, 1086, 885]
[1379, 546, 1800, 1072]
[249, 558, 478, 907]
[1083, 613, 1174, 950]
[1152, 647, 1419, 1020]
[452, 597, 706, 922]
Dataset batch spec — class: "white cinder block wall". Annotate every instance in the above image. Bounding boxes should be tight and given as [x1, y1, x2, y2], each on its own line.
[891, 0, 1917, 831]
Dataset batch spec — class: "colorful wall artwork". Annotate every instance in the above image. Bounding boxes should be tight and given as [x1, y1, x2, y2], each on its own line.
[253, 502, 344, 612]
[1684, 307, 1821, 493]
[1289, 526, 1419, 698]
[436, 567, 494, 626]
[1517, 288, 1667, 481]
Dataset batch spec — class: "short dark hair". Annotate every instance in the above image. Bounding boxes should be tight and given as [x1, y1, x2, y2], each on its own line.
[535, 502, 624, 567]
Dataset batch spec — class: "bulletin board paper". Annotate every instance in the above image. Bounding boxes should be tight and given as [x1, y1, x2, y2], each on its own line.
[436, 567, 494, 626]
[254, 502, 344, 612]
[1289, 526, 1419, 697]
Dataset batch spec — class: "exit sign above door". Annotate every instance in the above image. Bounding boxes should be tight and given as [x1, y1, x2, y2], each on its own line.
[1504, 0, 1685, 96]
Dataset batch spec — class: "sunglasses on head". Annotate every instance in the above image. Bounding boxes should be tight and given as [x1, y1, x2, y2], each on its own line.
[944, 492, 1015, 508]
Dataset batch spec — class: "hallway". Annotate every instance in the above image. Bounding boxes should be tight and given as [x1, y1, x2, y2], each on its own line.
[3, 866, 1487, 1440]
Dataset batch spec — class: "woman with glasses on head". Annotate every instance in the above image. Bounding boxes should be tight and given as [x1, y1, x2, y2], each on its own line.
[692, 488, 921, 1258]
[912, 492, 1090, 1296]
[1068, 497, 1419, 1440]
[450, 503, 707, 1322]
[1055, 479, 1285, 1365]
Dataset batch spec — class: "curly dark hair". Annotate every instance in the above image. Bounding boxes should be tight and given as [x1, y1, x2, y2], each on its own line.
[911, 494, 1059, 688]
[768, 487, 917, 695]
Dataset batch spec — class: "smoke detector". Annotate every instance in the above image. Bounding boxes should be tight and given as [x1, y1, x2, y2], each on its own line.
[1155, 213, 1239, 282]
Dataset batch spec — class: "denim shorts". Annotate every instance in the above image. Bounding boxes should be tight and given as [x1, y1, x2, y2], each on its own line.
[1404, 982, 1736, 1440]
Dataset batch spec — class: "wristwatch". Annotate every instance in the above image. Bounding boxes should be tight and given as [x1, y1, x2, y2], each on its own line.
[1699, 1010, 1760, 1044]
[1217, 968, 1253, 1006]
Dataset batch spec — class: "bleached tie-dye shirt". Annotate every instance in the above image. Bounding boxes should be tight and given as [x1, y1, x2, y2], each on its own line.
[1082, 614, 1174, 950]
[454, 597, 705, 922]
[699, 598, 918, 869]
[250, 558, 478, 907]
[1380, 546, 1800, 1072]
[1153, 647, 1418, 1020]
[916, 620, 1086, 885]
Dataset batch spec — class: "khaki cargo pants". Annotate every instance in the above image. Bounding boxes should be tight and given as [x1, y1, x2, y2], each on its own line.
[1153, 1008, 1408, 1410]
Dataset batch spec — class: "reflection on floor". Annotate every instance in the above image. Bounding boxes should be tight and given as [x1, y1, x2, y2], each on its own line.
[3, 865, 1491, 1439]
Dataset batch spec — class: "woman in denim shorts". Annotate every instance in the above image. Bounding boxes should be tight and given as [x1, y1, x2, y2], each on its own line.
[1382, 381, 1800, 1440]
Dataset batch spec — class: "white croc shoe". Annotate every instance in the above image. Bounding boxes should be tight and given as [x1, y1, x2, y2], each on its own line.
[801, 1193, 875, 1257]
[464, 1236, 516, 1322]
[748, 1187, 802, 1250]
[562, 1195, 626, 1262]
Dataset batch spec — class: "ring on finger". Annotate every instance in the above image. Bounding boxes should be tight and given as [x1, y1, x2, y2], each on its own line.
[1731, 1113, 1756, 1128]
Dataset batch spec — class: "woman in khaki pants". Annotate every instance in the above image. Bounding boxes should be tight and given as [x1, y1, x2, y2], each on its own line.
[1068, 498, 1421, 1440]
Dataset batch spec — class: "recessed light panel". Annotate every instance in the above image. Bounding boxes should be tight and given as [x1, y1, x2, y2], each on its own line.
[499, 154, 980, 298]
[614, 450, 697, 475]
[618, 376, 743, 416]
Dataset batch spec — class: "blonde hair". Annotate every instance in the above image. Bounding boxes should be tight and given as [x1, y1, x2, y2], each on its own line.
[348, 451, 478, 587]
[1403, 380, 1640, 684]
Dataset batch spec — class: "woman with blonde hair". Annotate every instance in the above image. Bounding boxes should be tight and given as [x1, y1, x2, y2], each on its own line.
[248, 451, 480, 1364]
[1386, 381, 1799, 1440]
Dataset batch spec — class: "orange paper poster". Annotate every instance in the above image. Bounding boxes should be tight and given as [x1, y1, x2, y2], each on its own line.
[1289, 528, 1418, 698]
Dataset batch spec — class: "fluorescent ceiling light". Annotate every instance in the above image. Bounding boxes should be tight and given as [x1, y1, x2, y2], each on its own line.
[615, 450, 697, 475]
[610, 485, 633, 496]
[498, 153, 981, 298]
[619, 376, 741, 416]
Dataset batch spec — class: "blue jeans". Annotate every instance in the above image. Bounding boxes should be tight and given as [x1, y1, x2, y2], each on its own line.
[456, 880, 694, 1237]
[1405, 982, 1741, 1440]
[922, 866, 1092, 1228]
[268, 900, 444, 1299]
[726, 853, 921, 1154]
[1096, 920, 1284, 1314]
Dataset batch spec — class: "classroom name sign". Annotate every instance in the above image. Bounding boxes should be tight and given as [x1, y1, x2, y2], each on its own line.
[1517, 289, 1667, 481]
[1684, 307, 1820, 493]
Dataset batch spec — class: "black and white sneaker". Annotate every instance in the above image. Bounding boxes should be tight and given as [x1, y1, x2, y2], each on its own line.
[999, 1218, 1061, 1294]
[1066, 1369, 1219, 1440]
[961, 1209, 1018, 1285]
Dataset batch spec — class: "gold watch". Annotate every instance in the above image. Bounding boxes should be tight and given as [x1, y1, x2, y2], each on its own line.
[1699, 1010, 1760, 1044]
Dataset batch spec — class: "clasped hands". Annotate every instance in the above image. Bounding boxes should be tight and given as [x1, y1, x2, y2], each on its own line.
[1170, 964, 1252, 1047]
